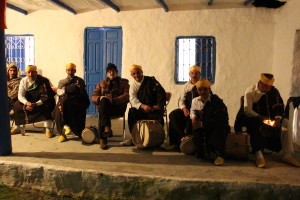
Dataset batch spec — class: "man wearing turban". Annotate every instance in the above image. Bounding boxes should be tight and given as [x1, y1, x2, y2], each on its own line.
[91, 63, 129, 149]
[6, 62, 21, 117]
[234, 73, 300, 168]
[190, 79, 229, 166]
[53, 63, 90, 142]
[12, 65, 55, 137]
[166, 65, 201, 151]
[121, 64, 166, 146]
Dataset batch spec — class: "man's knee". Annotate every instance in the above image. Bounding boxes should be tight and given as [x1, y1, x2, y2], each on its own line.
[169, 109, 183, 120]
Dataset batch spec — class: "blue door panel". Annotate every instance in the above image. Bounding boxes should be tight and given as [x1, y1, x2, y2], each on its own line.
[84, 27, 122, 115]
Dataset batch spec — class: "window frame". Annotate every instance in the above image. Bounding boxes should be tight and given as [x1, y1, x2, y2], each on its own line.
[175, 36, 216, 84]
[5, 34, 35, 75]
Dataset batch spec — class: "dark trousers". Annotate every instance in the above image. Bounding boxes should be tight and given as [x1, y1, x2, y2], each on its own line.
[244, 117, 281, 152]
[192, 126, 227, 158]
[168, 109, 190, 145]
[128, 107, 164, 133]
[98, 98, 123, 138]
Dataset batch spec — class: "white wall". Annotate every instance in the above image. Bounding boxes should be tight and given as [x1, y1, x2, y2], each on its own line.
[273, 0, 300, 100]
[6, 7, 278, 125]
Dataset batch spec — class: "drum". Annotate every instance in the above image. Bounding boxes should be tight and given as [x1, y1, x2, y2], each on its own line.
[180, 135, 196, 155]
[82, 126, 99, 144]
[131, 120, 165, 149]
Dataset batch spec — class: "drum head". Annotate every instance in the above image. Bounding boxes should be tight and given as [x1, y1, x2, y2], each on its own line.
[180, 136, 196, 155]
[82, 128, 96, 144]
[132, 120, 165, 149]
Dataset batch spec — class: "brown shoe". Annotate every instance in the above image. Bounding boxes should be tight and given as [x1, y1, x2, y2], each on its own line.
[256, 158, 266, 168]
[100, 138, 108, 150]
[282, 157, 300, 167]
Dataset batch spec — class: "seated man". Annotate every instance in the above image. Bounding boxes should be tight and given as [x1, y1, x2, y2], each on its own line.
[91, 63, 129, 150]
[191, 79, 229, 166]
[234, 73, 300, 168]
[167, 65, 201, 151]
[122, 64, 166, 146]
[7, 62, 21, 117]
[12, 65, 55, 137]
[53, 63, 90, 142]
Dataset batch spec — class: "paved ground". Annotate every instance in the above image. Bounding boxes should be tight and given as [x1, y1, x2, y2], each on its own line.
[1, 116, 299, 187]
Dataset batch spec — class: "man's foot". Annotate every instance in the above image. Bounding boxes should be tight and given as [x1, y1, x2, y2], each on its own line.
[58, 135, 67, 143]
[256, 158, 266, 168]
[282, 157, 300, 167]
[10, 128, 21, 135]
[165, 145, 178, 151]
[107, 130, 113, 138]
[65, 128, 72, 135]
[100, 138, 108, 150]
[9, 110, 14, 119]
[45, 130, 54, 138]
[214, 156, 224, 166]
[120, 139, 133, 146]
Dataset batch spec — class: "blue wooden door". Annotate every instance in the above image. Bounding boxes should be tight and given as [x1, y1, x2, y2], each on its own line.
[84, 27, 123, 115]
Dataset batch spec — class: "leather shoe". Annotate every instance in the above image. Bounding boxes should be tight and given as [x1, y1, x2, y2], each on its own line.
[214, 156, 224, 166]
[10, 128, 21, 135]
[58, 135, 67, 143]
[45, 130, 54, 138]
[100, 138, 108, 150]
[120, 139, 133, 146]
[282, 157, 300, 167]
[256, 158, 266, 168]
[65, 128, 72, 135]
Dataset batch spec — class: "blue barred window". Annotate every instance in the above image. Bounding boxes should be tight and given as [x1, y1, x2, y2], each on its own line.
[5, 34, 35, 74]
[175, 36, 216, 84]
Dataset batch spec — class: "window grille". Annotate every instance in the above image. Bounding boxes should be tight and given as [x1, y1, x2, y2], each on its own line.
[175, 36, 216, 84]
[5, 34, 35, 74]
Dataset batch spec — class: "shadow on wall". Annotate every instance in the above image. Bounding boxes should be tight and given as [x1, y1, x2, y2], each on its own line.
[291, 30, 300, 97]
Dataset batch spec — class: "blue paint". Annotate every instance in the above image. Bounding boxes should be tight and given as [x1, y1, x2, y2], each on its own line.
[84, 27, 123, 115]
[7, 3, 28, 15]
[99, 0, 120, 12]
[0, 29, 12, 156]
[155, 0, 169, 12]
[5, 34, 34, 75]
[50, 0, 77, 15]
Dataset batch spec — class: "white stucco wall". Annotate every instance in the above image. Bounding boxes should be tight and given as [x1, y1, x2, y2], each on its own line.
[273, 0, 300, 100]
[6, 7, 278, 125]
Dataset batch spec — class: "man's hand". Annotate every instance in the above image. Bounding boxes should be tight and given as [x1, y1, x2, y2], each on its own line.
[152, 105, 161, 110]
[141, 104, 152, 112]
[192, 117, 202, 129]
[25, 102, 37, 111]
[258, 115, 267, 121]
[100, 95, 112, 103]
[182, 107, 190, 117]
[274, 118, 281, 128]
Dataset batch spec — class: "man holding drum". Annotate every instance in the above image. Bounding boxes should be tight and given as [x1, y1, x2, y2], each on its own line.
[166, 65, 201, 151]
[92, 63, 129, 150]
[191, 79, 229, 166]
[234, 73, 300, 168]
[121, 64, 166, 146]
[53, 63, 90, 142]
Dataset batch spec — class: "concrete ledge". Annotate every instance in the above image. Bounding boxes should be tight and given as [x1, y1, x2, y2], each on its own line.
[1, 160, 300, 200]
